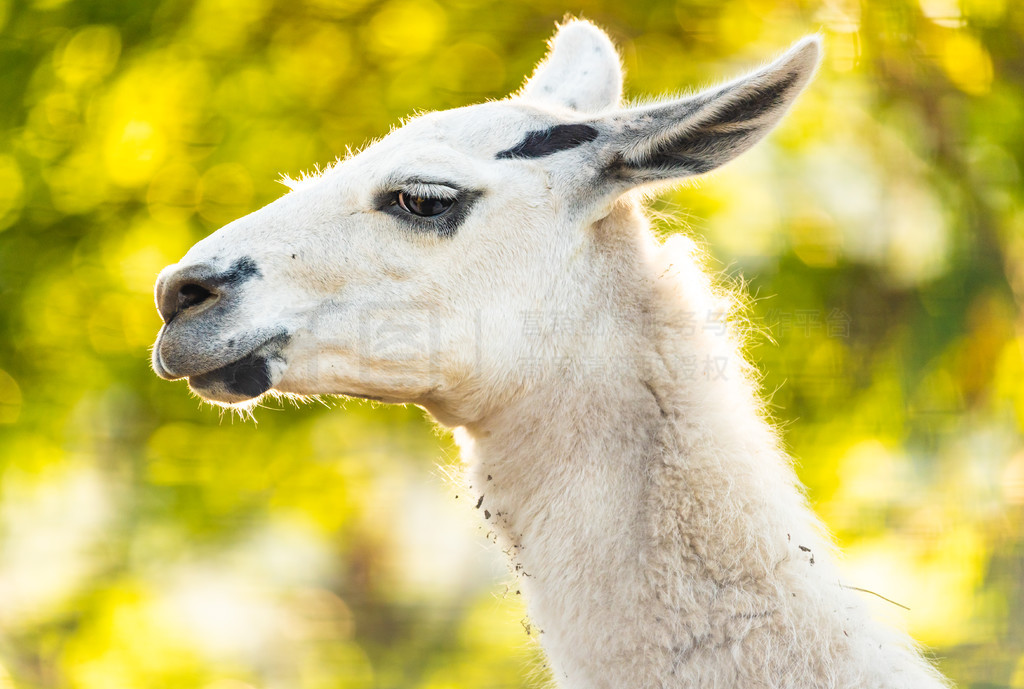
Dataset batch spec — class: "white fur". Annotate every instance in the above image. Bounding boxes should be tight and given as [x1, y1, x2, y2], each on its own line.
[153, 20, 952, 689]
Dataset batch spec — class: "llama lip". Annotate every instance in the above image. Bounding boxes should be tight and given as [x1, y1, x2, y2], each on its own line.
[189, 352, 276, 400]
[151, 342, 176, 380]
[153, 316, 289, 380]
[186, 333, 290, 403]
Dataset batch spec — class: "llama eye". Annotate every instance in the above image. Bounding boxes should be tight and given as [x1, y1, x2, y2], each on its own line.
[397, 191, 454, 217]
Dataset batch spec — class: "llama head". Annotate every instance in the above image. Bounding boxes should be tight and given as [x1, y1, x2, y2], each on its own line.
[151, 20, 821, 423]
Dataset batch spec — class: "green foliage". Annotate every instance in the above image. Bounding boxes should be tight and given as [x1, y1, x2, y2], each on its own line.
[0, 0, 1021, 687]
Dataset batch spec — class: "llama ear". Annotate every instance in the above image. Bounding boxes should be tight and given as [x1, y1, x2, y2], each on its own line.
[517, 19, 623, 113]
[603, 36, 821, 184]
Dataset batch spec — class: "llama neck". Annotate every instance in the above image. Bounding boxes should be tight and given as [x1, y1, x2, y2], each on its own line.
[453, 207, 827, 688]
[451, 206, 948, 689]
[459, 357, 663, 685]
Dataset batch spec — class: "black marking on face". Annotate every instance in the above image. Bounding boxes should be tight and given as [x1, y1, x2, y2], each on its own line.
[225, 354, 273, 397]
[186, 331, 289, 400]
[215, 256, 261, 286]
[190, 352, 272, 398]
[376, 179, 483, 238]
[496, 124, 599, 160]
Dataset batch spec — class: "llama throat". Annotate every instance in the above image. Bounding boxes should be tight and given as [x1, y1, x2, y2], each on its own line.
[151, 18, 952, 689]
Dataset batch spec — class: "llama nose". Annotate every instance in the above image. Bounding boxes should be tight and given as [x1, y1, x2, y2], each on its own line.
[155, 263, 222, 324]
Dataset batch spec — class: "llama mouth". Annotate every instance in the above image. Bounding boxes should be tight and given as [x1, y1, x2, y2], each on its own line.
[184, 333, 290, 404]
[189, 352, 276, 400]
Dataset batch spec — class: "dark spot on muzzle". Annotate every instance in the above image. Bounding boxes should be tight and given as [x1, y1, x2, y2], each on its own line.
[156, 256, 263, 325]
[217, 256, 260, 286]
[190, 351, 273, 398]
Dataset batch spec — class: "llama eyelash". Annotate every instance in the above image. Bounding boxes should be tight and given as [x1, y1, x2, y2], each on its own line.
[399, 181, 459, 200]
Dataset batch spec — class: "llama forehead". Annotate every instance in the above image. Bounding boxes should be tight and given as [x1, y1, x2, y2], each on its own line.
[372, 101, 599, 168]
[280, 101, 602, 215]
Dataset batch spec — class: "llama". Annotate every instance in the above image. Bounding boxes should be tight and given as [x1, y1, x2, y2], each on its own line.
[151, 20, 951, 689]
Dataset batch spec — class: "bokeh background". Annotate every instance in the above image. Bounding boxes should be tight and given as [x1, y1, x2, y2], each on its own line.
[0, 0, 1022, 687]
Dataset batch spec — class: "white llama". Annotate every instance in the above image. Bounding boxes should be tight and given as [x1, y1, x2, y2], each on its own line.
[151, 20, 952, 689]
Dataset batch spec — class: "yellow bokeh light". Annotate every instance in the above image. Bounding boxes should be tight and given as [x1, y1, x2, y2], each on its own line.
[54, 25, 121, 88]
[963, 0, 1007, 25]
[147, 162, 200, 224]
[270, 23, 352, 106]
[111, 217, 194, 294]
[30, 0, 70, 9]
[0, 662, 14, 689]
[44, 148, 111, 214]
[188, 0, 272, 53]
[842, 526, 987, 647]
[104, 119, 167, 188]
[198, 163, 255, 227]
[367, 0, 447, 61]
[940, 31, 994, 96]
[1011, 653, 1024, 688]
[919, 0, 964, 28]
[1003, 451, 1024, 505]
[63, 585, 205, 689]
[434, 42, 507, 94]
[789, 207, 842, 267]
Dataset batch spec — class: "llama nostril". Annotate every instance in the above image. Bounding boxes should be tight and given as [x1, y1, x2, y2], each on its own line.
[177, 283, 214, 312]
[156, 262, 225, 324]
[156, 257, 259, 324]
